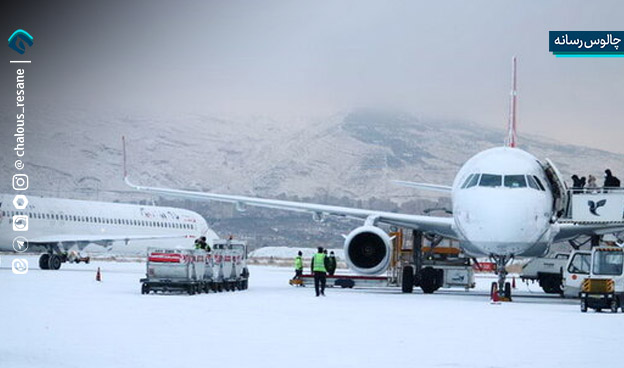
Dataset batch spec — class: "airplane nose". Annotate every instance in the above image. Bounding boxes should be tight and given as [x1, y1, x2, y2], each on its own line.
[457, 196, 546, 254]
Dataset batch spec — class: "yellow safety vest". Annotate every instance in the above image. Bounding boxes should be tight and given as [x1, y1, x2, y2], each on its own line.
[295, 256, 303, 270]
[313, 253, 326, 272]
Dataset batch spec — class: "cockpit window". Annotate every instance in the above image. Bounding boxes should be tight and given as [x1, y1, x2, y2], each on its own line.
[504, 175, 527, 188]
[479, 174, 502, 187]
[465, 174, 480, 188]
[461, 174, 474, 189]
[526, 175, 540, 190]
[532, 175, 546, 191]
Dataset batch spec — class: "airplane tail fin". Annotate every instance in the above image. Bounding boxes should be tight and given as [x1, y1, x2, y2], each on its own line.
[122, 136, 127, 179]
[505, 56, 518, 148]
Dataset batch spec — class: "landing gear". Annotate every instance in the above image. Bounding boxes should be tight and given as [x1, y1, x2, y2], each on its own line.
[491, 255, 513, 301]
[48, 254, 62, 270]
[39, 254, 50, 270]
[38, 252, 63, 270]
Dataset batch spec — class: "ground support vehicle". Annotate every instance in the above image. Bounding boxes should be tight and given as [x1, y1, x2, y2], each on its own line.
[580, 247, 624, 313]
[397, 230, 475, 294]
[562, 250, 591, 298]
[520, 253, 569, 294]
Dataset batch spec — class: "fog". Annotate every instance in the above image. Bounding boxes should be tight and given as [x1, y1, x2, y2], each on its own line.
[2, 1, 623, 152]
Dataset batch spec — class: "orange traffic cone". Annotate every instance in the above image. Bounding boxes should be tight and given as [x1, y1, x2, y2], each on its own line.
[96, 267, 102, 282]
[512, 276, 516, 289]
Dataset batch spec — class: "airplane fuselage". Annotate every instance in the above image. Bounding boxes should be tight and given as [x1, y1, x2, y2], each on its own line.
[452, 147, 555, 257]
[0, 194, 215, 253]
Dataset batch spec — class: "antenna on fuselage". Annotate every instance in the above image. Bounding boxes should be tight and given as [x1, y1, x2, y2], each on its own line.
[505, 56, 518, 148]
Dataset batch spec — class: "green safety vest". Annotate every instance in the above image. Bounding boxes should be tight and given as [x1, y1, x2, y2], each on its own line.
[313, 253, 326, 272]
[295, 256, 303, 270]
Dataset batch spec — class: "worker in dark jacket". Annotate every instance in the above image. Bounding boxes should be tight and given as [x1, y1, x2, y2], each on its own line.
[310, 247, 327, 297]
[604, 169, 621, 190]
[293, 251, 303, 282]
[325, 251, 337, 276]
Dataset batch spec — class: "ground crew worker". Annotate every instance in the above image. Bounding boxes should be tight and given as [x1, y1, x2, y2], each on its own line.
[311, 247, 327, 296]
[194, 238, 202, 249]
[293, 251, 304, 283]
[200, 236, 211, 252]
[326, 251, 337, 276]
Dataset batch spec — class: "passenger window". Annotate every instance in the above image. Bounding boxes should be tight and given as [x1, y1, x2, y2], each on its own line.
[504, 175, 527, 188]
[479, 174, 502, 187]
[532, 176, 546, 191]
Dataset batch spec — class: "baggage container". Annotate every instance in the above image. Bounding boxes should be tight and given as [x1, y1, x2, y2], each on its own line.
[140, 240, 249, 295]
[140, 248, 207, 295]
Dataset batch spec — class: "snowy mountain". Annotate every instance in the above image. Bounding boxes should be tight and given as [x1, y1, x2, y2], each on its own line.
[3, 108, 622, 204]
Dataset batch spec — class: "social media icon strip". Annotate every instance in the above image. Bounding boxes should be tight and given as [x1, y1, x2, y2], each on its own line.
[12, 174, 29, 191]
[12, 215, 29, 231]
[13, 237, 28, 252]
[12, 259, 28, 274]
[13, 195, 28, 210]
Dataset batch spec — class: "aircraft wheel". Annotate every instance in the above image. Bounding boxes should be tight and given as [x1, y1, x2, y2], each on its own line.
[48, 255, 62, 270]
[402, 266, 414, 293]
[39, 254, 50, 270]
[504, 282, 512, 300]
[420, 267, 438, 294]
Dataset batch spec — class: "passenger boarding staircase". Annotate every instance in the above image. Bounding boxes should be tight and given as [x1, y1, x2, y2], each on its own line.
[560, 188, 624, 224]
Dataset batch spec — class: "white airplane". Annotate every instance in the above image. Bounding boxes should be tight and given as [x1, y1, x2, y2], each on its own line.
[123, 57, 624, 298]
[0, 194, 215, 270]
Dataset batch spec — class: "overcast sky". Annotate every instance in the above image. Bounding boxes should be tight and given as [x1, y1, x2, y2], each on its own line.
[2, 1, 624, 153]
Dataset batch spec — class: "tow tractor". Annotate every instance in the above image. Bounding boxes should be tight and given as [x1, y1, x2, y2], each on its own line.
[580, 246, 624, 313]
[520, 253, 569, 294]
[562, 250, 591, 298]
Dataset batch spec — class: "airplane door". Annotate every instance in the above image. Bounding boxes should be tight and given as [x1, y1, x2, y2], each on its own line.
[541, 158, 569, 219]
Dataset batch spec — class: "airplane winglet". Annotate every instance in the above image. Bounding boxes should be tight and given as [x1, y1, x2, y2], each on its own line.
[122, 136, 140, 189]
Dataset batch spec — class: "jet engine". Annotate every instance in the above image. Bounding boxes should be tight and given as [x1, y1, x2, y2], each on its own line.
[343, 226, 393, 275]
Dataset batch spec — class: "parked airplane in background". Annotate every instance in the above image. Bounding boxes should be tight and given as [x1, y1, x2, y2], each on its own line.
[123, 57, 624, 299]
[0, 194, 215, 270]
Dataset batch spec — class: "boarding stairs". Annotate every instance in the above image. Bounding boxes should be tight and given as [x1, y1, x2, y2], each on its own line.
[560, 188, 624, 224]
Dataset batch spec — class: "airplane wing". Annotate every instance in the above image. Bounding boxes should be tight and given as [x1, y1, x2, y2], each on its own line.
[125, 177, 458, 239]
[554, 222, 624, 242]
[392, 180, 452, 193]
[27, 234, 191, 245]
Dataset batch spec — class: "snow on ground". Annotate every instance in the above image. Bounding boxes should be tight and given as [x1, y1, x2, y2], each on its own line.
[0, 254, 619, 368]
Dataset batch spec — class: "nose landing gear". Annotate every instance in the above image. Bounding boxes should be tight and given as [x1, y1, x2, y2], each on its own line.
[490, 255, 513, 302]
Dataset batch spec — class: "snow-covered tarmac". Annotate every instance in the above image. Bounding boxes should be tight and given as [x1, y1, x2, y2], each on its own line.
[1, 254, 619, 368]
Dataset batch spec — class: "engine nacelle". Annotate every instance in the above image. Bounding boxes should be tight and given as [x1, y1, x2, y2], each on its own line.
[343, 226, 393, 275]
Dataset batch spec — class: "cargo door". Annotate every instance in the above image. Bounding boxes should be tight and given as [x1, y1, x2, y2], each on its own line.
[541, 158, 569, 218]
